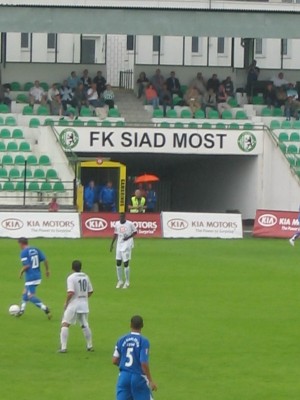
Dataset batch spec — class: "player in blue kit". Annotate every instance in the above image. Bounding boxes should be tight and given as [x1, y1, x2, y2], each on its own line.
[17, 237, 51, 319]
[112, 315, 157, 400]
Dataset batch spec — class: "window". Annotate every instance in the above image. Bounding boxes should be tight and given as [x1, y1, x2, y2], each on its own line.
[153, 36, 160, 52]
[127, 35, 134, 51]
[81, 38, 96, 63]
[47, 33, 56, 49]
[281, 39, 288, 56]
[21, 33, 29, 49]
[192, 37, 199, 53]
[217, 37, 225, 54]
[255, 38, 263, 55]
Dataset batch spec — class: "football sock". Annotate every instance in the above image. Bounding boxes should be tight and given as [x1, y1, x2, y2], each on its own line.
[116, 266, 123, 281]
[124, 266, 130, 283]
[82, 326, 92, 348]
[60, 327, 69, 350]
[20, 301, 27, 312]
[29, 296, 47, 310]
[294, 232, 300, 239]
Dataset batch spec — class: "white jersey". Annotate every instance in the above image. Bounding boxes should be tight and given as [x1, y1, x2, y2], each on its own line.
[114, 220, 137, 252]
[66, 272, 93, 313]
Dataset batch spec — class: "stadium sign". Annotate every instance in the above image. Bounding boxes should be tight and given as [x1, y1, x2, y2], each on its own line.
[0, 212, 80, 238]
[162, 212, 243, 238]
[253, 209, 300, 238]
[55, 127, 263, 155]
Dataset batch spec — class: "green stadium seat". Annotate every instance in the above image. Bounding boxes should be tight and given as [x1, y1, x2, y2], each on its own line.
[188, 122, 198, 129]
[216, 122, 226, 129]
[86, 119, 97, 127]
[252, 96, 264, 105]
[2, 155, 13, 165]
[273, 107, 283, 117]
[27, 155, 38, 165]
[194, 109, 205, 119]
[287, 144, 298, 154]
[21, 168, 33, 179]
[80, 107, 92, 117]
[292, 120, 300, 129]
[0, 104, 9, 113]
[10, 81, 21, 91]
[0, 142, 6, 151]
[230, 122, 239, 130]
[0, 168, 8, 179]
[44, 118, 54, 126]
[39, 155, 51, 165]
[16, 94, 28, 103]
[180, 85, 188, 95]
[160, 122, 170, 128]
[281, 120, 292, 129]
[53, 181, 65, 192]
[108, 108, 120, 118]
[208, 109, 219, 119]
[0, 116, 4, 125]
[19, 141, 31, 152]
[270, 120, 281, 130]
[166, 109, 177, 118]
[22, 105, 34, 115]
[278, 132, 289, 142]
[7, 141, 18, 152]
[28, 181, 40, 191]
[58, 119, 69, 126]
[46, 169, 59, 180]
[15, 181, 25, 191]
[40, 182, 52, 191]
[101, 120, 112, 127]
[40, 82, 49, 91]
[202, 122, 212, 129]
[12, 128, 24, 139]
[0, 128, 11, 138]
[152, 109, 164, 118]
[261, 107, 272, 116]
[286, 155, 296, 166]
[180, 109, 192, 119]
[227, 98, 238, 107]
[9, 168, 21, 179]
[221, 110, 233, 120]
[29, 118, 41, 128]
[235, 110, 248, 119]
[174, 122, 184, 128]
[24, 82, 34, 91]
[3, 181, 14, 191]
[173, 96, 183, 106]
[15, 155, 26, 165]
[279, 143, 287, 153]
[243, 123, 254, 130]
[73, 119, 84, 127]
[34, 169, 46, 180]
[290, 132, 300, 142]
[37, 106, 49, 116]
[5, 116, 17, 126]
[116, 120, 125, 127]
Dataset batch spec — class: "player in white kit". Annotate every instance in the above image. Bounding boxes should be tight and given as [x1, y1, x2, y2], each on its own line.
[58, 260, 94, 353]
[110, 213, 137, 289]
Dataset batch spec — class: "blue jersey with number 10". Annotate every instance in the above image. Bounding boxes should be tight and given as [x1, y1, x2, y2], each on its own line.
[115, 332, 150, 375]
[20, 247, 46, 285]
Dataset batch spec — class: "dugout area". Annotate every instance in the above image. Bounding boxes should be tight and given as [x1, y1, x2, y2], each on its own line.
[77, 153, 259, 219]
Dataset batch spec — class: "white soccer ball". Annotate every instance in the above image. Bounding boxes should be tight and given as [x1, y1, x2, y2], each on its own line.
[9, 304, 20, 316]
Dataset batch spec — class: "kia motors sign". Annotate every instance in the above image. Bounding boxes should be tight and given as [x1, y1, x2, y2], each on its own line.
[253, 209, 300, 238]
[162, 212, 243, 238]
[81, 213, 162, 238]
[0, 212, 80, 238]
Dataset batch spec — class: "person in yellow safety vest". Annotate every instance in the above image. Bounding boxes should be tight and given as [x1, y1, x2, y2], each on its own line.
[128, 189, 147, 213]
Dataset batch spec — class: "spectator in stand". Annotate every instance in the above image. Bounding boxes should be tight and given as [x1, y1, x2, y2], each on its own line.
[48, 196, 59, 212]
[60, 80, 74, 112]
[145, 83, 159, 109]
[263, 82, 278, 108]
[29, 80, 47, 107]
[151, 68, 165, 96]
[102, 84, 115, 109]
[223, 76, 234, 98]
[93, 71, 106, 97]
[272, 72, 289, 89]
[84, 180, 98, 212]
[67, 71, 80, 91]
[128, 189, 146, 213]
[184, 86, 201, 117]
[72, 83, 88, 113]
[0, 84, 11, 109]
[99, 181, 116, 212]
[48, 83, 62, 115]
[246, 59, 260, 102]
[80, 69, 92, 92]
[206, 74, 220, 94]
[136, 72, 149, 99]
[190, 72, 206, 96]
[284, 83, 300, 120]
[159, 83, 173, 117]
[217, 84, 231, 116]
[146, 183, 157, 213]
[166, 71, 182, 98]
[203, 87, 218, 117]
[87, 83, 103, 108]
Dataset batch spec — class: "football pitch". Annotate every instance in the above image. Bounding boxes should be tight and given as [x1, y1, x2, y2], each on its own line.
[1, 236, 300, 400]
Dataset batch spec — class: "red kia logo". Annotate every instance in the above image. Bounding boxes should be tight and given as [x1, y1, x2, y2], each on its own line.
[258, 214, 277, 227]
[1, 218, 24, 230]
[85, 218, 108, 231]
[167, 218, 188, 230]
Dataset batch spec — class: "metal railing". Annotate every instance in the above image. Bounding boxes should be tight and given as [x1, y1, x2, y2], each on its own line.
[119, 70, 134, 90]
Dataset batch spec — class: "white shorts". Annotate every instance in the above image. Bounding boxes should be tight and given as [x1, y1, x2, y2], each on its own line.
[62, 308, 89, 326]
[116, 248, 132, 262]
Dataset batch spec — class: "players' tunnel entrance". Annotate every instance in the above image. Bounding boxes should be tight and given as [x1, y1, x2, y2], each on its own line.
[76, 159, 126, 212]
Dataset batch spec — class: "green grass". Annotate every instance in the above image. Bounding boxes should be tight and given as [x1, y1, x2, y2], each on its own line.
[1, 237, 300, 400]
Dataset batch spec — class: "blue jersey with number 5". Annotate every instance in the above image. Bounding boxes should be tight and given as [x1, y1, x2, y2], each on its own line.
[20, 247, 46, 284]
[114, 333, 150, 375]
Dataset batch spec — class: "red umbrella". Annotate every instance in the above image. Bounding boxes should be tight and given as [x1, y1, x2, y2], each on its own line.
[134, 174, 160, 184]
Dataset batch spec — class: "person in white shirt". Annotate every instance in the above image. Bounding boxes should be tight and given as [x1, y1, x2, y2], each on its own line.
[272, 72, 289, 88]
[110, 213, 137, 289]
[58, 260, 94, 353]
[29, 80, 46, 106]
[87, 83, 103, 108]
[47, 83, 62, 115]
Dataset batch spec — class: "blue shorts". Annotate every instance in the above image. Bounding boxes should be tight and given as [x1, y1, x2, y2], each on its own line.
[116, 371, 153, 400]
[24, 285, 38, 296]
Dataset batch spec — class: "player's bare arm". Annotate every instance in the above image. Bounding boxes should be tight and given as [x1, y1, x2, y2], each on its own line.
[110, 234, 118, 251]
[123, 231, 137, 241]
[19, 265, 30, 278]
[88, 290, 94, 298]
[64, 291, 74, 310]
[141, 362, 157, 391]
[112, 356, 120, 366]
[44, 260, 50, 277]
